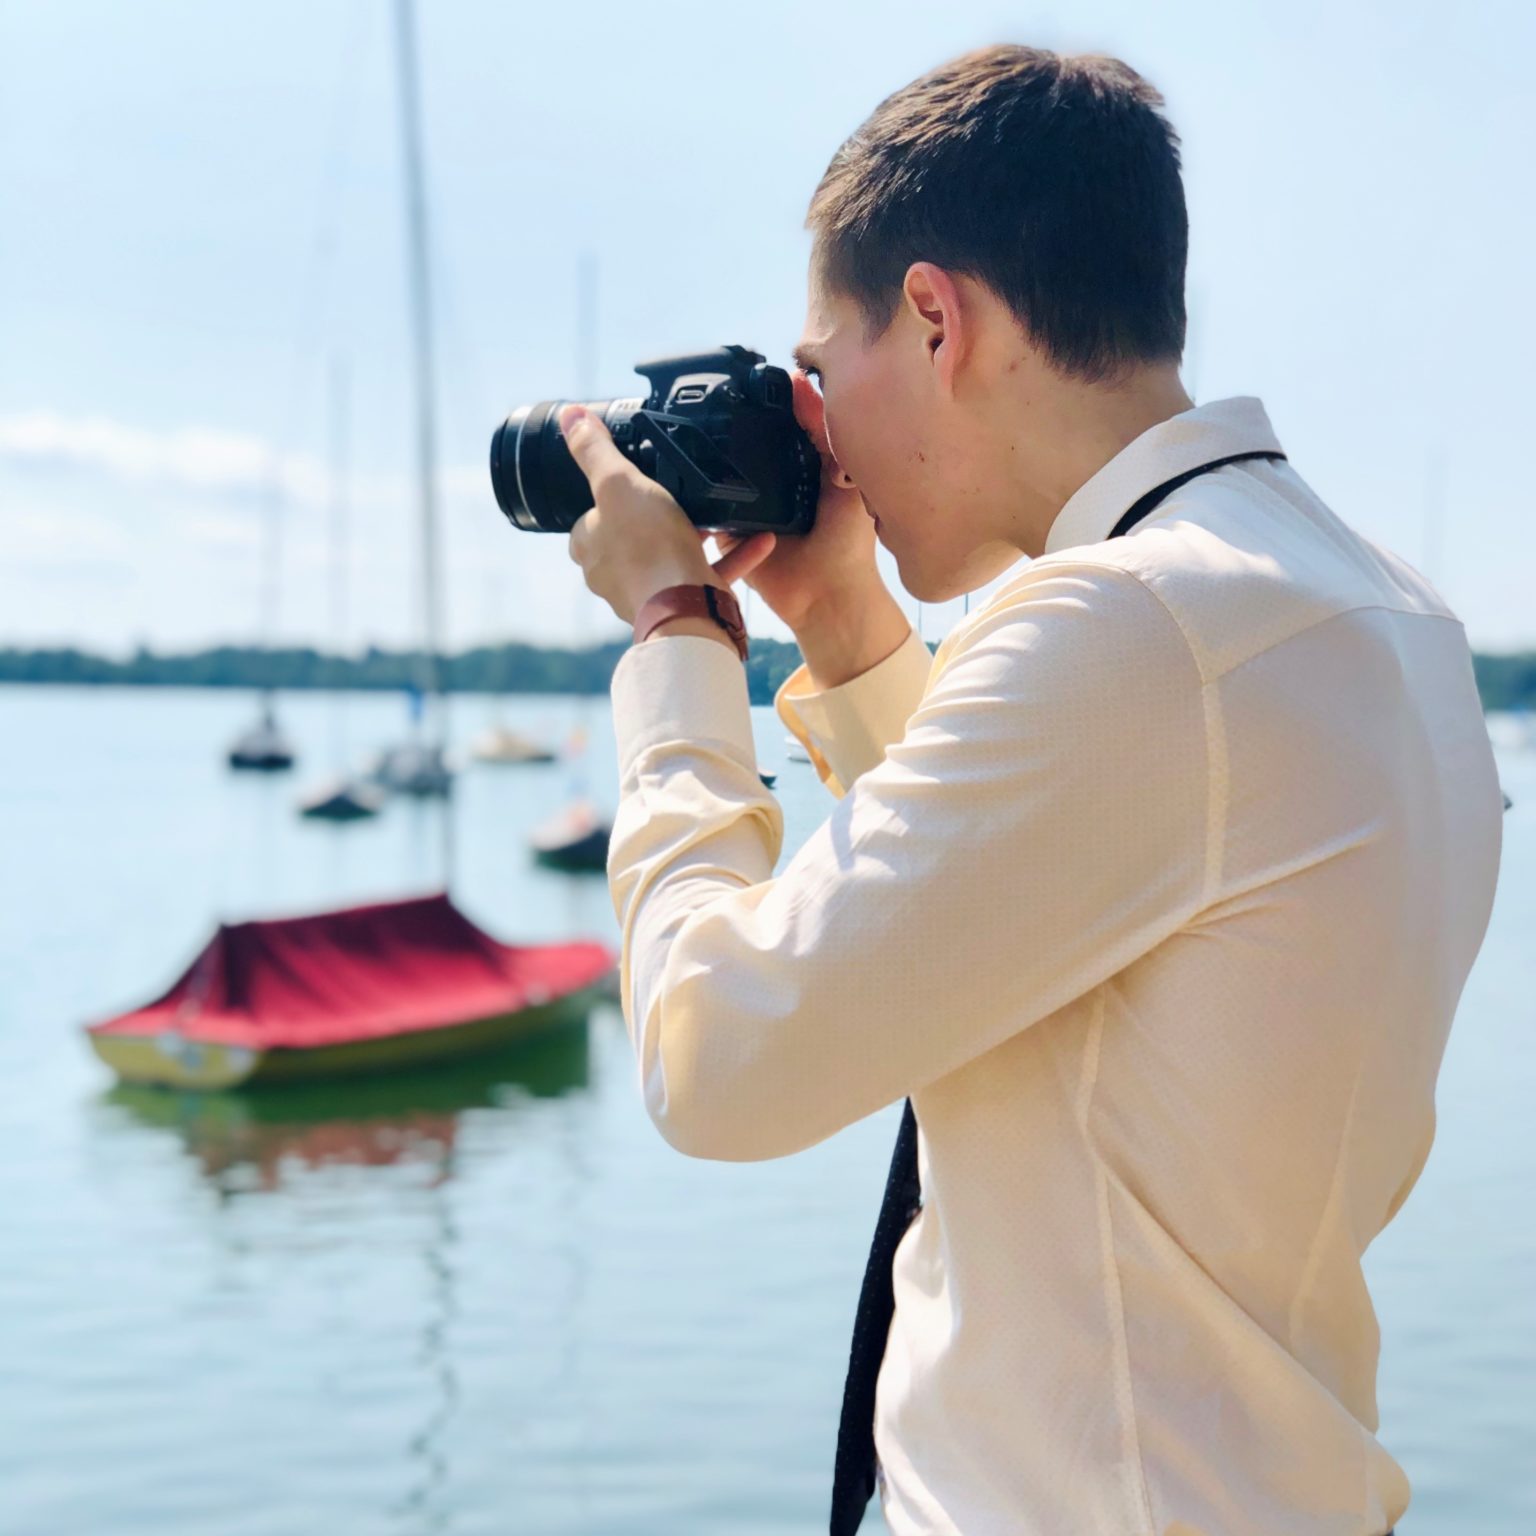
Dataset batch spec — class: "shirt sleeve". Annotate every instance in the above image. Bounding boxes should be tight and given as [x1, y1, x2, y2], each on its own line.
[606, 563, 1212, 1162]
[773, 622, 935, 797]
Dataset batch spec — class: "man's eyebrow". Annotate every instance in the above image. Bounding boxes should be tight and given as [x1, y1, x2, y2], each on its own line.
[791, 344, 822, 373]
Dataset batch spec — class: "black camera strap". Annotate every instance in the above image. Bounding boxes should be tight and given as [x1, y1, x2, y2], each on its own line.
[1107, 449, 1287, 539]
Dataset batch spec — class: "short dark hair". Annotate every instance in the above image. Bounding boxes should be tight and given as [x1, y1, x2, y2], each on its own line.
[806, 45, 1188, 384]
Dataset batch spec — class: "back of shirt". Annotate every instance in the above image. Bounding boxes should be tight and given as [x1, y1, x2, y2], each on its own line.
[877, 449, 1503, 1535]
[1104, 456, 1501, 1445]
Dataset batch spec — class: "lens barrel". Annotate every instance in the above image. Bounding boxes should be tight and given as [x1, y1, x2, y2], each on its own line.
[489, 347, 820, 537]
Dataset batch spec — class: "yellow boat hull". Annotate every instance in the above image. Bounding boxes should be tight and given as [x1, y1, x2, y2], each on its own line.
[88, 982, 611, 1091]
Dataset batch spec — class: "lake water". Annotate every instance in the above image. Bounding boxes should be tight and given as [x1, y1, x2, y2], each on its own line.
[0, 684, 1531, 1535]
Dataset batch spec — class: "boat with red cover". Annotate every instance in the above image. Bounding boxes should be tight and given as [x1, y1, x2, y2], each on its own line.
[85, 892, 617, 1090]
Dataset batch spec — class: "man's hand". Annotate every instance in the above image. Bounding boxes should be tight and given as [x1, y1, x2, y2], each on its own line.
[562, 403, 776, 625]
[708, 370, 881, 632]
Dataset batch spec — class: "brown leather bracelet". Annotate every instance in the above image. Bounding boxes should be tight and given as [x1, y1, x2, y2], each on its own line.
[633, 583, 749, 662]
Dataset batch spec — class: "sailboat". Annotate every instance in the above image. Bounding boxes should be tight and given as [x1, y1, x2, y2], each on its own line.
[229, 692, 297, 770]
[367, 693, 454, 797]
[528, 253, 613, 873]
[298, 357, 386, 821]
[299, 778, 386, 820]
[365, 0, 456, 814]
[228, 469, 298, 772]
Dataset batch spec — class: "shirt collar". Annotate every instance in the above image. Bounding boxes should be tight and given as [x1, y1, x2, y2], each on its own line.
[1042, 396, 1284, 556]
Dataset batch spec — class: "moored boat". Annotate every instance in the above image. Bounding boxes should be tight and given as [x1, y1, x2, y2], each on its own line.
[85, 892, 616, 1090]
[367, 740, 453, 797]
[472, 724, 558, 764]
[530, 796, 611, 872]
[229, 701, 297, 771]
[296, 774, 387, 821]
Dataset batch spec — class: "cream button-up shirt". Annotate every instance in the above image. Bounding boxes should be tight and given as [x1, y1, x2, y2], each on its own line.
[605, 396, 1503, 1535]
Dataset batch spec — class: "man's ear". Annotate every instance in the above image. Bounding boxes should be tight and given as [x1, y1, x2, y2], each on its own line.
[901, 261, 967, 398]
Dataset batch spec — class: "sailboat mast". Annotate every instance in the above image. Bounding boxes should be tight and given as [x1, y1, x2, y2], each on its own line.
[393, 0, 454, 886]
[330, 356, 350, 763]
[258, 457, 283, 719]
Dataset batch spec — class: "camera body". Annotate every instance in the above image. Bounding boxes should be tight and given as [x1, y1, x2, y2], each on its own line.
[490, 344, 821, 536]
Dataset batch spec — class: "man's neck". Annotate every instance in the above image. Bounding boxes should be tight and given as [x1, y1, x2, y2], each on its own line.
[1004, 364, 1195, 558]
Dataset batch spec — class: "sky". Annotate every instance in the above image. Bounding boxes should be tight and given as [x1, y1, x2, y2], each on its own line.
[1, 0, 1532, 657]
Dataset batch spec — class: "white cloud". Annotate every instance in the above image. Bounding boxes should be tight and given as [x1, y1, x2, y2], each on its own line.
[0, 409, 490, 516]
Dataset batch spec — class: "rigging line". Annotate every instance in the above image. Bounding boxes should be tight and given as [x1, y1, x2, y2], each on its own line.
[256, 0, 370, 658]
[393, 0, 454, 891]
[570, 252, 599, 795]
[330, 355, 351, 765]
[285, 0, 371, 433]
[393, 0, 444, 696]
[427, 192, 494, 454]
[258, 453, 283, 647]
[430, 218, 561, 739]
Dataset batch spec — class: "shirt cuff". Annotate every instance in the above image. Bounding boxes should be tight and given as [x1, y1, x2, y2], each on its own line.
[773, 622, 934, 796]
[611, 633, 758, 785]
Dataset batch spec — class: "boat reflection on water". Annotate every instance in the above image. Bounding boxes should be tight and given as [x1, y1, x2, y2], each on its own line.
[101, 1014, 593, 1194]
[98, 1008, 598, 1528]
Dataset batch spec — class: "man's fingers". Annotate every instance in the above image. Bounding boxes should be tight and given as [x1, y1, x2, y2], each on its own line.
[559, 404, 635, 496]
[711, 531, 775, 586]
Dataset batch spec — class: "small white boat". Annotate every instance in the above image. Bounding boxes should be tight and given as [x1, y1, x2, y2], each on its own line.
[472, 725, 558, 765]
[784, 733, 811, 764]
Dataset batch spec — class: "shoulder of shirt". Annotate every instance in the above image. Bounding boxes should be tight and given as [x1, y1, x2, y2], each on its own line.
[932, 555, 1204, 690]
[968, 468, 1462, 688]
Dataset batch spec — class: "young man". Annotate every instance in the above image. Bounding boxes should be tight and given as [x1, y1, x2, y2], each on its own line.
[562, 44, 1502, 1536]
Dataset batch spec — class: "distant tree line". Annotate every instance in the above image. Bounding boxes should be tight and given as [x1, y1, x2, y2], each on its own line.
[1, 638, 1526, 711]
[0, 635, 851, 708]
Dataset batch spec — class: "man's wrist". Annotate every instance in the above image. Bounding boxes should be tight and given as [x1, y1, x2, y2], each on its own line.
[793, 581, 913, 690]
[625, 562, 715, 623]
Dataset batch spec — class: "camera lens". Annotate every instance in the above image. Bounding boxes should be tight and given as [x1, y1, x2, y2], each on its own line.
[491, 400, 586, 533]
[489, 405, 536, 529]
[492, 397, 648, 533]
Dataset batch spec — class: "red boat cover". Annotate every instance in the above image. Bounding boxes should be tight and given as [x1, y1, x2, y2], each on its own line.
[88, 892, 616, 1050]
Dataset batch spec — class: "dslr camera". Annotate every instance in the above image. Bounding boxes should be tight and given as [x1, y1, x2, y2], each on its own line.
[489, 344, 821, 537]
